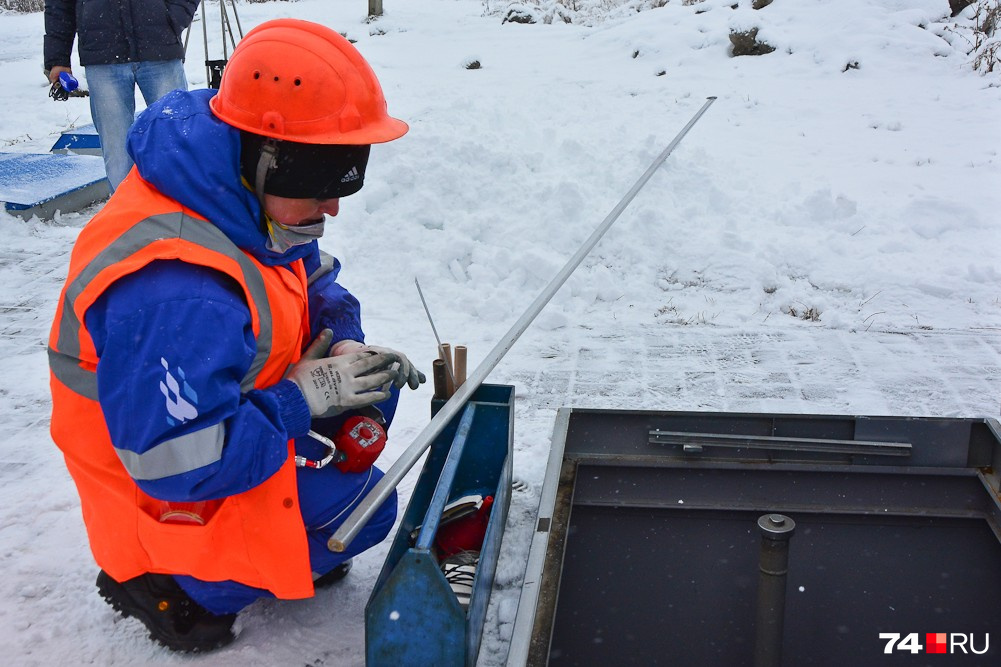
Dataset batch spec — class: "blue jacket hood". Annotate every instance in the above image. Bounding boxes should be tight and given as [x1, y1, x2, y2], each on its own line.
[127, 88, 314, 266]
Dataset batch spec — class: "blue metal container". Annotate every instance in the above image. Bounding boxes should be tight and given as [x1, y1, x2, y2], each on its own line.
[366, 384, 514, 666]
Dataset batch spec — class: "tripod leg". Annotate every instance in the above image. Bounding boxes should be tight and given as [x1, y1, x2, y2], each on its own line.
[201, 0, 210, 87]
[226, 0, 244, 39]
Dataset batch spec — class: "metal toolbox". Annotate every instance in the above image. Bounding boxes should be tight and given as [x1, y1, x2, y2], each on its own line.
[366, 384, 514, 666]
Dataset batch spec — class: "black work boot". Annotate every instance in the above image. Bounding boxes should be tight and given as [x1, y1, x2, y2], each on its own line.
[96, 570, 236, 652]
[313, 559, 353, 589]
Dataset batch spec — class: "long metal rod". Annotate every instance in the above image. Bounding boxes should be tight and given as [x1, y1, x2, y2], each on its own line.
[329, 97, 717, 551]
[415, 277, 454, 386]
[648, 430, 912, 457]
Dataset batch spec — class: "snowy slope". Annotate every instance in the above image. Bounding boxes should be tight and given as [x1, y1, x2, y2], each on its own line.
[1, 1, 999, 665]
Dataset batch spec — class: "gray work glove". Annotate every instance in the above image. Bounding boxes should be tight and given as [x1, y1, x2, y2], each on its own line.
[330, 340, 426, 391]
[287, 329, 401, 418]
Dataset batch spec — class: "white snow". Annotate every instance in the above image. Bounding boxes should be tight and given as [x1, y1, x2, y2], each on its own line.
[1, 0, 1000, 665]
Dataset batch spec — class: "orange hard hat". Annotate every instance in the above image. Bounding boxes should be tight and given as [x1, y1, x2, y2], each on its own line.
[209, 18, 407, 145]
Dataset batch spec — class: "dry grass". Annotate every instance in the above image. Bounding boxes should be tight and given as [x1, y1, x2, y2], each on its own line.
[942, 0, 1001, 73]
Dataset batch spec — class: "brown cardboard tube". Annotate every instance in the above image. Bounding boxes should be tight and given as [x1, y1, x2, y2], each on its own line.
[454, 345, 467, 388]
[432, 359, 448, 400]
[439, 343, 454, 397]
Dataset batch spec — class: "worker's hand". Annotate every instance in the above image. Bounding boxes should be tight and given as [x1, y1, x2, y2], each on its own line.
[46, 65, 72, 85]
[287, 329, 400, 418]
[330, 340, 426, 390]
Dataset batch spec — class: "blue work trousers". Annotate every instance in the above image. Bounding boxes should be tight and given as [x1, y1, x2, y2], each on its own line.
[176, 459, 398, 615]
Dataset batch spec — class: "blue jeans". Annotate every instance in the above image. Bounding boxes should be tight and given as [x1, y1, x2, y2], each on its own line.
[85, 60, 188, 191]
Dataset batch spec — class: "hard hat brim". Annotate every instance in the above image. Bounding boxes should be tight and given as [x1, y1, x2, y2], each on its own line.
[211, 95, 409, 145]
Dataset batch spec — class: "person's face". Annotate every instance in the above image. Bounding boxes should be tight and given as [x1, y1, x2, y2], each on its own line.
[264, 195, 340, 227]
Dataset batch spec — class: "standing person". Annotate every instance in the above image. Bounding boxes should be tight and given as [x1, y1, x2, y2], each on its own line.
[43, 0, 197, 191]
[47, 18, 423, 652]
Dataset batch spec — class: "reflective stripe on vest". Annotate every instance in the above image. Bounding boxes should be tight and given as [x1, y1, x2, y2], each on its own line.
[48, 211, 273, 479]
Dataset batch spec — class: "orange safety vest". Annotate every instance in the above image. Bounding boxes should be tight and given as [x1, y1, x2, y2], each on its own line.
[48, 171, 315, 599]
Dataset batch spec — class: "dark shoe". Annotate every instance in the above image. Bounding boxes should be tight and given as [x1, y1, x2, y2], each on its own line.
[313, 559, 353, 589]
[96, 570, 235, 652]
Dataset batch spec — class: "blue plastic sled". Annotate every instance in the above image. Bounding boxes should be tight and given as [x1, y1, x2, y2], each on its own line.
[0, 152, 108, 220]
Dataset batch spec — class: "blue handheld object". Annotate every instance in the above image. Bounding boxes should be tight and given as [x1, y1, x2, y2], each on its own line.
[58, 71, 78, 92]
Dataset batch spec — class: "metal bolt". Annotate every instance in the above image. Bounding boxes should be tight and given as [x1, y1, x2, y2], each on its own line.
[758, 513, 796, 539]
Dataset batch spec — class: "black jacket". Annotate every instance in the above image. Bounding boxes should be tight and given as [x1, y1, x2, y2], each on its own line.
[44, 0, 197, 69]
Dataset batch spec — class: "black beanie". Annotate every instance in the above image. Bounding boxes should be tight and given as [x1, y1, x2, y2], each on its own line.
[240, 131, 371, 199]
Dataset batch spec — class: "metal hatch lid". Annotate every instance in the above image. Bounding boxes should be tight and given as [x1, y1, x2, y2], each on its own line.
[505, 409, 1001, 667]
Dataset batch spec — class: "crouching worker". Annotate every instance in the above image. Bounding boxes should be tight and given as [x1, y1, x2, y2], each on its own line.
[47, 19, 422, 652]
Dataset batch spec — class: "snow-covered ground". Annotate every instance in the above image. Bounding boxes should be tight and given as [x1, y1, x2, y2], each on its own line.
[1, 0, 999, 664]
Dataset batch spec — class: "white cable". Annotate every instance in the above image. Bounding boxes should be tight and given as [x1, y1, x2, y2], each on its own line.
[315, 466, 375, 533]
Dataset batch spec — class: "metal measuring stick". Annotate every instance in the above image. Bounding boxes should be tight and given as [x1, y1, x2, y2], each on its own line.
[328, 97, 718, 552]
[415, 277, 455, 388]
